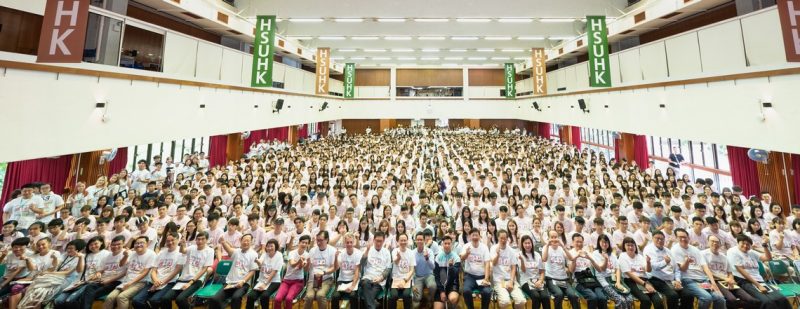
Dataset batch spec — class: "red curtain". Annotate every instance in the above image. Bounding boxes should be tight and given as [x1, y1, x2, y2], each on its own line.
[633, 135, 650, 170]
[727, 146, 761, 196]
[538, 122, 551, 138]
[243, 129, 268, 151]
[106, 147, 129, 177]
[318, 122, 329, 137]
[792, 154, 800, 204]
[614, 138, 622, 160]
[298, 124, 309, 140]
[571, 126, 582, 150]
[267, 127, 289, 142]
[208, 135, 228, 168]
[0, 156, 73, 209]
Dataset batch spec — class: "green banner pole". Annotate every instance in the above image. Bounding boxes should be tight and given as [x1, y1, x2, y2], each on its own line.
[504, 63, 516, 99]
[587, 15, 611, 87]
[251, 15, 276, 87]
[344, 63, 355, 98]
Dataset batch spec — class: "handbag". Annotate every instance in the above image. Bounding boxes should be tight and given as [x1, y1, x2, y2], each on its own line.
[574, 269, 600, 289]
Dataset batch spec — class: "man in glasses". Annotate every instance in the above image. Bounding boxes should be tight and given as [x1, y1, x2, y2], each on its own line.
[104, 236, 155, 309]
[304, 231, 337, 309]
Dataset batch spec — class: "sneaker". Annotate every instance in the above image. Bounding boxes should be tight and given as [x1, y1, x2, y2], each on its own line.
[340, 299, 350, 309]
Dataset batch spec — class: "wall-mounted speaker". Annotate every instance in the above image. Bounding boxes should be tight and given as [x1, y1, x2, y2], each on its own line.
[578, 99, 588, 113]
[273, 99, 284, 113]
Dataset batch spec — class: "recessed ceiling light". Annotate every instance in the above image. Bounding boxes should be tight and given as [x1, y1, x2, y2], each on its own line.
[468, 57, 487, 60]
[482, 63, 500, 66]
[540, 18, 575, 23]
[498, 18, 533, 23]
[334, 18, 363, 22]
[289, 18, 324, 22]
[350, 57, 366, 60]
[380, 63, 396, 66]
[288, 36, 313, 40]
[318, 36, 346, 40]
[549, 36, 576, 41]
[477, 48, 495, 52]
[444, 57, 463, 60]
[364, 49, 387, 52]
[400, 63, 418, 66]
[398, 57, 417, 60]
[449, 49, 468, 52]
[377, 18, 405, 22]
[372, 57, 391, 60]
[491, 57, 510, 60]
[422, 48, 440, 52]
[414, 18, 449, 22]
[360, 64, 377, 67]
[517, 36, 545, 40]
[351, 36, 379, 40]
[441, 63, 459, 66]
[501, 49, 524, 52]
[419, 36, 446, 40]
[421, 57, 439, 60]
[392, 48, 414, 52]
[452, 36, 479, 40]
[456, 18, 491, 23]
[385, 36, 412, 40]
[338, 49, 357, 52]
[331, 56, 345, 60]
[514, 57, 528, 60]
[485, 36, 512, 41]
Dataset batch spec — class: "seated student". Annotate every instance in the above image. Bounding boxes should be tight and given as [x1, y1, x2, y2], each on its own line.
[570, 233, 606, 309]
[518, 235, 550, 309]
[666, 231, 724, 309]
[642, 231, 680, 309]
[699, 234, 759, 309]
[26, 222, 49, 246]
[412, 232, 436, 308]
[47, 219, 70, 252]
[491, 230, 526, 309]
[132, 232, 183, 309]
[389, 233, 415, 309]
[209, 234, 257, 309]
[53, 236, 109, 309]
[433, 235, 460, 309]
[0, 238, 33, 298]
[304, 231, 337, 309]
[459, 229, 492, 309]
[542, 230, 580, 309]
[727, 235, 791, 309]
[18, 239, 86, 308]
[104, 236, 156, 309]
[592, 234, 634, 309]
[618, 237, 663, 309]
[0, 221, 24, 247]
[246, 239, 283, 309]
[162, 231, 213, 309]
[7, 237, 61, 309]
[332, 233, 361, 309]
[360, 231, 392, 309]
[274, 235, 310, 309]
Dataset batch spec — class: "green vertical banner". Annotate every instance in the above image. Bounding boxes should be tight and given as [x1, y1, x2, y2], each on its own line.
[343, 63, 356, 98]
[251, 15, 276, 87]
[587, 15, 611, 87]
[504, 63, 516, 99]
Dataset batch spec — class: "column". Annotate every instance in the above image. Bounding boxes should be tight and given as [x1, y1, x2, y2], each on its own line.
[390, 67, 397, 101]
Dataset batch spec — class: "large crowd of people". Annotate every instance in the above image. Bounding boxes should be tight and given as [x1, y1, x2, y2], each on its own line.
[0, 128, 797, 309]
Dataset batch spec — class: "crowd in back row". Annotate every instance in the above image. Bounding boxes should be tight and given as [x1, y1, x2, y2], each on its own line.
[0, 128, 796, 309]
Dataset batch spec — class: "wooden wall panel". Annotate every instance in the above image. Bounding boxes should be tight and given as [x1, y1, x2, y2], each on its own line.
[355, 69, 391, 86]
[449, 119, 465, 128]
[127, 5, 221, 44]
[0, 7, 42, 55]
[396, 69, 463, 86]
[396, 119, 411, 128]
[757, 152, 794, 214]
[468, 69, 505, 86]
[479, 119, 531, 131]
[342, 119, 380, 135]
[424, 119, 436, 128]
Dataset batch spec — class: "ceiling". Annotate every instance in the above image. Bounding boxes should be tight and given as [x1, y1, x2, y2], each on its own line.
[234, 0, 629, 67]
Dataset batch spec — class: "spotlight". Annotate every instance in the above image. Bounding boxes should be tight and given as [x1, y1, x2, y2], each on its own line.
[95, 102, 106, 108]
[200, 104, 206, 109]
[604, 105, 609, 108]
[254, 105, 259, 108]
[762, 102, 773, 108]
[659, 104, 666, 108]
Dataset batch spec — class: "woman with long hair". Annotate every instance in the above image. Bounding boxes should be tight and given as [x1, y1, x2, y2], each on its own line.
[593, 234, 633, 309]
[518, 235, 549, 309]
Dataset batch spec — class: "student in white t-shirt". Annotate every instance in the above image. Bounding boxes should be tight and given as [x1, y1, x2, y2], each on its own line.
[618, 237, 663, 309]
[542, 230, 580, 309]
[246, 239, 284, 309]
[491, 230, 526, 309]
[304, 230, 338, 309]
[459, 229, 492, 309]
[104, 236, 156, 309]
[388, 233, 415, 309]
[275, 235, 310, 309]
[726, 234, 791, 309]
[360, 231, 392, 309]
[332, 233, 362, 309]
[131, 232, 183, 309]
[164, 231, 214, 309]
[209, 234, 258, 309]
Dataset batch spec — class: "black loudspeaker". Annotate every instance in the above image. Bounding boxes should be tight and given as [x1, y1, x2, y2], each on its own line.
[578, 99, 588, 113]
[273, 99, 284, 113]
[532, 101, 541, 111]
[319, 101, 329, 111]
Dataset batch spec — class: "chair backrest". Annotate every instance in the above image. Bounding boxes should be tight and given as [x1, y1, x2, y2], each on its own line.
[0, 264, 6, 279]
[757, 261, 770, 281]
[768, 260, 794, 282]
[216, 260, 234, 277]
